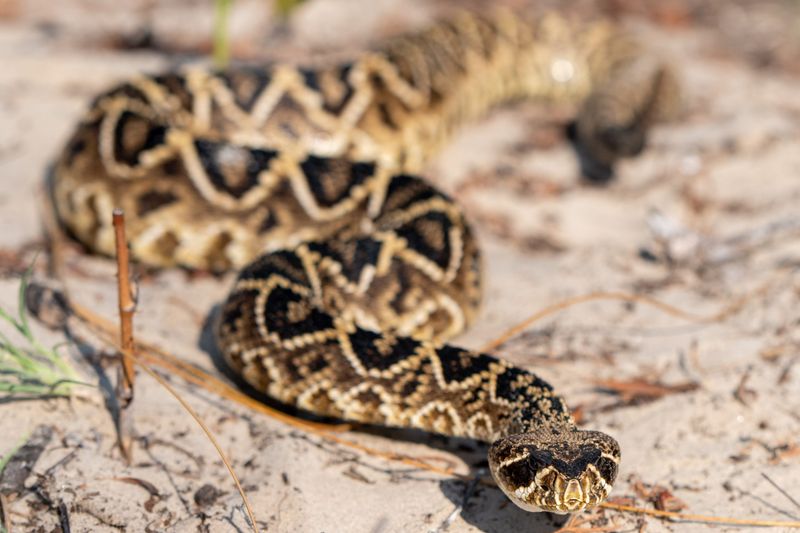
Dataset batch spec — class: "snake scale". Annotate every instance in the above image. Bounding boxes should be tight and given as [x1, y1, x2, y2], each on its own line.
[52, 9, 677, 513]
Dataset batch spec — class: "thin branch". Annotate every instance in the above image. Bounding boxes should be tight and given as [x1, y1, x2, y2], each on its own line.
[601, 501, 800, 528]
[61, 212, 260, 531]
[69, 300, 350, 433]
[112, 209, 136, 463]
[481, 288, 757, 353]
[67, 299, 469, 479]
[0, 492, 10, 533]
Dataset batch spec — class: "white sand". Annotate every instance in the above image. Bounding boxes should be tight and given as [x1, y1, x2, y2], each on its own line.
[1, 1, 799, 531]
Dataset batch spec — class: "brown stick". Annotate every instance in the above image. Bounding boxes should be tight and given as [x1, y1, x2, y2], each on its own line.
[69, 300, 350, 433]
[68, 299, 469, 480]
[112, 208, 136, 462]
[601, 502, 800, 528]
[0, 492, 10, 533]
[480, 288, 758, 353]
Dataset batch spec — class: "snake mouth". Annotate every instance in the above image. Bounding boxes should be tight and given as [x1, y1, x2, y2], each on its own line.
[562, 497, 589, 513]
[564, 500, 584, 510]
[494, 470, 607, 514]
[541, 477, 594, 513]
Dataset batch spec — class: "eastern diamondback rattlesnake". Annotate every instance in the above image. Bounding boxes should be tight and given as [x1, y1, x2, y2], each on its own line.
[52, 9, 677, 513]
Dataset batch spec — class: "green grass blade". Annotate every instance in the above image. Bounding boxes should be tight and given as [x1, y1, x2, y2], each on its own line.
[17, 260, 35, 338]
[0, 262, 86, 399]
[0, 434, 27, 475]
[275, 0, 307, 18]
[213, 0, 233, 68]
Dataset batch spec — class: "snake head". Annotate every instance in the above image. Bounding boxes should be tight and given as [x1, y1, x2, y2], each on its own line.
[488, 429, 619, 514]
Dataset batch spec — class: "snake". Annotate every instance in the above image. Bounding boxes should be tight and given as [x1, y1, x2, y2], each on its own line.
[51, 9, 678, 513]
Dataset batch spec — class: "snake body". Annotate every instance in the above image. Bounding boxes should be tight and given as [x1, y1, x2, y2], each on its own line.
[53, 10, 676, 513]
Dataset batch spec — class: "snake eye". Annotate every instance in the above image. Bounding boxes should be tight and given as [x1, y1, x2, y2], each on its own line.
[594, 456, 618, 484]
[527, 449, 553, 473]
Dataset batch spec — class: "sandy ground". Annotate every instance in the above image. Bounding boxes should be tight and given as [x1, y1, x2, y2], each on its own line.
[1, 0, 800, 531]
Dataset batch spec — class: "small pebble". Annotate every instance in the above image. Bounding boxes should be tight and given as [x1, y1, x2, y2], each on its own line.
[194, 484, 224, 507]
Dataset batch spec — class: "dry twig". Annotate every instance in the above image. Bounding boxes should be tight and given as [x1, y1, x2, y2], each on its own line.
[733, 365, 757, 406]
[112, 208, 261, 530]
[594, 377, 699, 407]
[601, 502, 800, 528]
[112, 209, 136, 462]
[66, 299, 468, 481]
[69, 300, 349, 433]
[0, 492, 10, 533]
[629, 476, 688, 513]
[480, 289, 753, 353]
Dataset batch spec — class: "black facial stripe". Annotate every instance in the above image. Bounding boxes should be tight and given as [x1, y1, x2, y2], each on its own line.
[551, 446, 602, 479]
[594, 456, 618, 483]
[498, 455, 535, 489]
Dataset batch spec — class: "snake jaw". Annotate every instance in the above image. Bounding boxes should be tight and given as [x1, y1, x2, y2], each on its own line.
[488, 430, 620, 513]
[499, 464, 611, 514]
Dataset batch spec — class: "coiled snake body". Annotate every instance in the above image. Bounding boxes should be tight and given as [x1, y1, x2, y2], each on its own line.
[53, 10, 676, 513]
